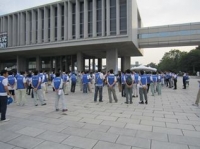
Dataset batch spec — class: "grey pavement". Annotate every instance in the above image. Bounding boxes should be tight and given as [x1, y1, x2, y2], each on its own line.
[0, 78, 200, 149]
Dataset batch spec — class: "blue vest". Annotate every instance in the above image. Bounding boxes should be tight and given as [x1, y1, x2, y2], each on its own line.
[121, 74, 125, 84]
[62, 74, 68, 82]
[8, 75, 15, 86]
[134, 74, 139, 83]
[141, 75, 147, 85]
[82, 74, 88, 84]
[17, 75, 25, 89]
[54, 77, 61, 90]
[44, 73, 48, 82]
[108, 75, 115, 86]
[95, 73, 103, 86]
[152, 75, 157, 82]
[71, 74, 77, 83]
[157, 75, 161, 82]
[32, 75, 41, 89]
[0, 76, 6, 93]
[147, 74, 151, 84]
[39, 73, 44, 83]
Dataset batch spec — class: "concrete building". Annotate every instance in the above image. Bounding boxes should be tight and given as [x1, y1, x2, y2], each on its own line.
[0, 0, 200, 72]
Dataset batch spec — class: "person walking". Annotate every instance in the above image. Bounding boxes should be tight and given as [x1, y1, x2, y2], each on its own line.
[193, 80, 200, 107]
[124, 69, 134, 104]
[0, 70, 10, 122]
[94, 69, 104, 102]
[107, 69, 118, 103]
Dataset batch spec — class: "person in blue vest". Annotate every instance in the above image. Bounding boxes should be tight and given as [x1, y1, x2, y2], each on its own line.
[52, 72, 67, 113]
[43, 70, 48, 93]
[82, 72, 88, 93]
[31, 70, 46, 106]
[138, 70, 148, 104]
[124, 69, 134, 104]
[8, 71, 17, 102]
[133, 71, 139, 97]
[107, 69, 118, 103]
[121, 71, 126, 97]
[150, 72, 157, 96]
[156, 72, 162, 95]
[173, 72, 178, 90]
[70, 72, 77, 93]
[16, 71, 27, 106]
[39, 70, 47, 100]
[87, 72, 92, 93]
[0, 70, 11, 122]
[183, 72, 189, 89]
[62, 72, 69, 95]
[146, 72, 151, 93]
[94, 69, 104, 102]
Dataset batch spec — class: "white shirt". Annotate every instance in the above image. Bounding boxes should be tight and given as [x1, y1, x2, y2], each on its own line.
[0, 77, 8, 96]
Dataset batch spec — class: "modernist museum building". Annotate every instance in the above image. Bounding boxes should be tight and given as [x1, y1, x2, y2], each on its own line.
[0, 0, 200, 72]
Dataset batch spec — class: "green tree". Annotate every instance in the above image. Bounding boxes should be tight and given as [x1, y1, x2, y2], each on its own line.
[146, 62, 157, 68]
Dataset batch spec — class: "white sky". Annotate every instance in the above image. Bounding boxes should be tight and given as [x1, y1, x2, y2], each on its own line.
[0, 0, 200, 65]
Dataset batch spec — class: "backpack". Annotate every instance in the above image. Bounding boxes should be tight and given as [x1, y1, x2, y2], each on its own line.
[126, 75, 132, 85]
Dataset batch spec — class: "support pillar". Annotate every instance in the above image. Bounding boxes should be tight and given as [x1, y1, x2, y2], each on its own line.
[60, 56, 63, 71]
[36, 56, 41, 71]
[17, 56, 26, 72]
[89, 59, 91, 72]
[106, 49, 118, 74]
[98, 58, 102, 71]
[92, 58, 95, 72]
[50, 57, 53, 72]
[121, 56, 130, 72]
[77, 52, 84, 72]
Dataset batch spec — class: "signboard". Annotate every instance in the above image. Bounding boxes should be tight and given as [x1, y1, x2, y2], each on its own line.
[0, 32, 7, 49]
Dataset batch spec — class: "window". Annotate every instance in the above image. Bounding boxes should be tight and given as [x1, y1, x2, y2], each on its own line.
[48, 8, 50, 42]
[72, 3, 76, 39]
[80, 2, 84, 38]
[119, 0, 127, 34]
[35, 10, 38, 43]
[110, 0, 116, 35]
[55, 6, 58, 41]
[97, 0, 102, 36]
[61, 5, 64, 40]
[41, 9, 44, 42]
[88, 0, 93, 37]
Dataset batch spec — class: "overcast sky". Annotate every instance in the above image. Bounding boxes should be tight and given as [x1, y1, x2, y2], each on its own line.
[0, 0, 200, 65]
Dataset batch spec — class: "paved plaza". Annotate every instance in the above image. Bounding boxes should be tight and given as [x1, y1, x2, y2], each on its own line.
[0, 78, 200, 149]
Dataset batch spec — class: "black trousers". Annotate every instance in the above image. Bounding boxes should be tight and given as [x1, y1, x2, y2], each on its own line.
[147, 84, 150, 93]
[174, 79, 177, 89]
[71, 82, 76, 92]
[0, 96, 7, 120]
[121, 84, 126, 97]
[183, 80, 186, 89]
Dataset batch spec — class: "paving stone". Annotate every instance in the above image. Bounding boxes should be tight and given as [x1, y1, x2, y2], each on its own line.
[108, 127, 137, 137]
[0, 130, 21, 142]
[79, 118, 103, 124]
[93, 141, 131, 149]
[60, 115, 83, 121]
[151, 140, 188, 149]
[101, 120, 126, 128]
[83, 123, 110, 132]
[154, 117, 178, 123]
[131, 115, 153, 121]
[178, 120, 200, 126]
[125, 123, 152, 131]
[33, 123, 67, 132]
[136, 130, 168, 142]
[77, 113, 98, 119]
[8, 135, 44, 149]
[62, 136, 98, 149]
[141, 120, 166, 127]
[0, 142, 15, 149]
[17, 127, 46, 137]
[34, 141, 72, 149]
[61, 127, 91, 137]
[182, 130, 200, 138]
[116, 135, 151, 149]
[96, 115, 118, 121]
[169, 134, 200, 147]
[189, 146, 200, 149]
[153, 126, 183, 135]
[37, 131, 69, 143]
[86, 131, 119, 142]
[117, 117, 140, 124]
[166, 123, 195, 130]
[164, 114, 188, 120]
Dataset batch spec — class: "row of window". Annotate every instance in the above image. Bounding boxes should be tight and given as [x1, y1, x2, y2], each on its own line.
[138, 30, 200, 39]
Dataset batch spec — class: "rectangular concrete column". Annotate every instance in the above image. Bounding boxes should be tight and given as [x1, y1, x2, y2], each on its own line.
[68, 1, 72, 40]
[20, 13, 25, 45]
[121, 56, 130, 72]
[38, 8, 42, 43]
[12, 14, 17, 46]
[92, 58, 96, 72]
[0, 18, 2, 32]
[36, 56, 41, 71]
[77, 52, 84, 72]
[92, 0, 97, 37]
[17, 13, 20, 46]
[0, 62, 4, 70]
[50, 57, 53, 72]
[44, 7, 48, 42]
[57, 3, 62, 41]
[76, 0, 80, 39]
[84, 0, 88, 38]
[3, 16, 8, 32]
[106, 49, 118, 73]
[17, 56, 26, 72]
[50, 5, 55, 42]
[64, 2, 68, 40]
[106, 0, 110, 36]
[88, 59, 91, 72]
[32, 10, 36, 44]
[102, 0, 105, 36]
[98, 58, 102, 70]
[116, 0, 120, 35]
[8, 15, 12, 47]
[26, 11, 30, 45]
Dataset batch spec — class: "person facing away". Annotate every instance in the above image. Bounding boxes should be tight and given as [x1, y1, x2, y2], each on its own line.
[107, 69, 118, 103]
[133, 71, 139, 98]
[121, 71, 126, 97]
[0, 69, 11, 122]
[173, 72, 178, 90]
[138, 70, 148, 104]
[82, 71, 89, 93]
[124, 69, 134, 104]
[70, 72, 77, 93]
[94, 69, 104, 102]
[182, 73, 188, 89]
[31, 70, 46, 106]
[8, 71, 17, 102]
[52, 72, 67, 113]
[16, 71, 27, 106]
[193, 80, 200, 107]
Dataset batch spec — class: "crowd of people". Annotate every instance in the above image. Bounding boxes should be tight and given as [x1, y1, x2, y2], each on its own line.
[0, 68, 198, 122]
